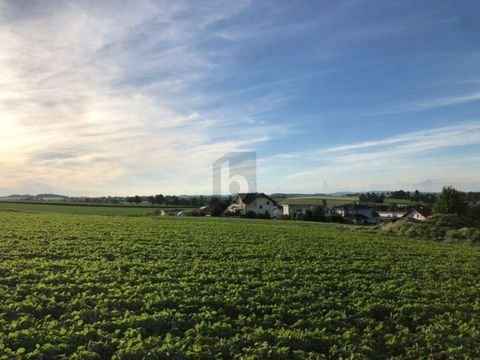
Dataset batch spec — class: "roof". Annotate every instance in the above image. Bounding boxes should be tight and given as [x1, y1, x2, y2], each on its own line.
[404, 207, 432, 217]
[235, 192, 279, 206]
[333, 203, 373, 210]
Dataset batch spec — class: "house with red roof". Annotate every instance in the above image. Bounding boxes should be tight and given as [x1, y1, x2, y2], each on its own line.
[402, 207, 432, 221]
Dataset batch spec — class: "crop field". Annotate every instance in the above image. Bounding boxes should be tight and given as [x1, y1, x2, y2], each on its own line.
[0, 202, 187, 217]
[275, 196, 358, 207]
[276, 195, 416, 207]
[1, 212, 480, 358]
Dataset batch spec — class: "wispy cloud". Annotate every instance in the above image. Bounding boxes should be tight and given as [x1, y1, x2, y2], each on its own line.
[1, 1, 479, 195]
[397, 92, 480, 112]
[323, 122, 480, 154]
[260, 122, 480, 192]
[0, 0, 296, 195]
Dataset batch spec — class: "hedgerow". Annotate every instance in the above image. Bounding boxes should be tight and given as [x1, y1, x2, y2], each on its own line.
[379, 214, 480, 243]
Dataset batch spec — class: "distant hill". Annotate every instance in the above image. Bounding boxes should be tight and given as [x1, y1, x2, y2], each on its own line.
[0, 193, 68, 201]
[37, 193, 68, 198]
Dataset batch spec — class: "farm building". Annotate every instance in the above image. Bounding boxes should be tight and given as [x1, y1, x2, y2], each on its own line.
[402, 207, 432, 221]
[282, 204, 316, 216]
[377, 211, 408, 222]
[230, 193, 282, 218]
[333, 204, 378, 224]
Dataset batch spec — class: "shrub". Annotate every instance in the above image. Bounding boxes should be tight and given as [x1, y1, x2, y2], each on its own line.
[446, 228, 480, 244]
[244, 210, 257, 219]
[424, 214, 470, 229]
[379, 214, 477, 243]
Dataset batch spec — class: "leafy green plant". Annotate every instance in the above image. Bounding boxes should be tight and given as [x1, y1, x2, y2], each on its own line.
[1, 212, 480, 358]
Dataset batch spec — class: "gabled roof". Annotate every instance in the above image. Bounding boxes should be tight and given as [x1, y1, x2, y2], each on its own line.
[403, 207, 432, 218]
[235, 192, 279, 206]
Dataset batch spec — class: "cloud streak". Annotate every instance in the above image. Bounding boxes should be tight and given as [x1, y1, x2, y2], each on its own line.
[1, 1, 479, 195]
[0, 0, 294, 195]
[261, 122, 480, 192]
[397, 92, 480, 113]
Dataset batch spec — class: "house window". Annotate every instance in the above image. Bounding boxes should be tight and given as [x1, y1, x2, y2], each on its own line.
[267, 201, 270, 205]
[259, 205, 263, 209]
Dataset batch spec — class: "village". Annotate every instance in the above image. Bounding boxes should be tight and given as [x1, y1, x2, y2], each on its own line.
[182, 192, 433, 224]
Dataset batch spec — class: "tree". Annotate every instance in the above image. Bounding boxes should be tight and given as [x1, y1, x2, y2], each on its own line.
[468, 204, 480, 226]
[134, 195, 142, 205]
[433, 186, 468, 216]
[210, 198, 230, 217]
[412, 190, 421, 201]
[154, 194, 164, 205]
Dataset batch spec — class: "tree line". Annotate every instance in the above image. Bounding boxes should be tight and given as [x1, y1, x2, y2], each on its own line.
[126, 195, 209, 207]
[358, 190, 437, 204]
[434, 186, 480, 222]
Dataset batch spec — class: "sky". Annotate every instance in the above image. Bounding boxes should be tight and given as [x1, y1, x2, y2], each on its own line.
[1, 0, 480, 196]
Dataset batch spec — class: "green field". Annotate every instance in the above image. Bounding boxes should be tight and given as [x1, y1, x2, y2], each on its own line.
[276, 195, 417, 207]
[1, 212, 480, 358]
[275, 196, 358, 207]
[0, 202, 189, 217]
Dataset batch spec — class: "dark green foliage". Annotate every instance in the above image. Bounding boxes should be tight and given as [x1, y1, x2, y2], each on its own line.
[388, 203, 398, 211]
[241, 210, 271, 219]
[209, 198, 230, 217]
[243, 210, 257, 218]
[467, 204, 480, 226]
[302, 206, 325, 222]
[359, 193, 384, 203]
[434, 186, 468, 216]
[446, 227, 480, 244]
[1, 213, 480, 358]
[388, 190, 436, 204]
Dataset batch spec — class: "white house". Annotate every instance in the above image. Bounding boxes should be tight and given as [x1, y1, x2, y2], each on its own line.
[333, 204, 378, 224]
[230, 193, 281, 218]
[402, 207, 431, 221]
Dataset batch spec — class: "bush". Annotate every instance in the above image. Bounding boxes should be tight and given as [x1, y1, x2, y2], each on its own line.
[446, 228, 480, 244]
[379, 214, 478, 243]
[191, 209, 203, 217]
[468, 205, 480, 227]
[424, 214, 470, 229]
[244, 210, 257, 219]
[295, 213, 305, 221]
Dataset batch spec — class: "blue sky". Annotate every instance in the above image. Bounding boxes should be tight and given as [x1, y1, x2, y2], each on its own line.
[1, 0, 479, 195]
